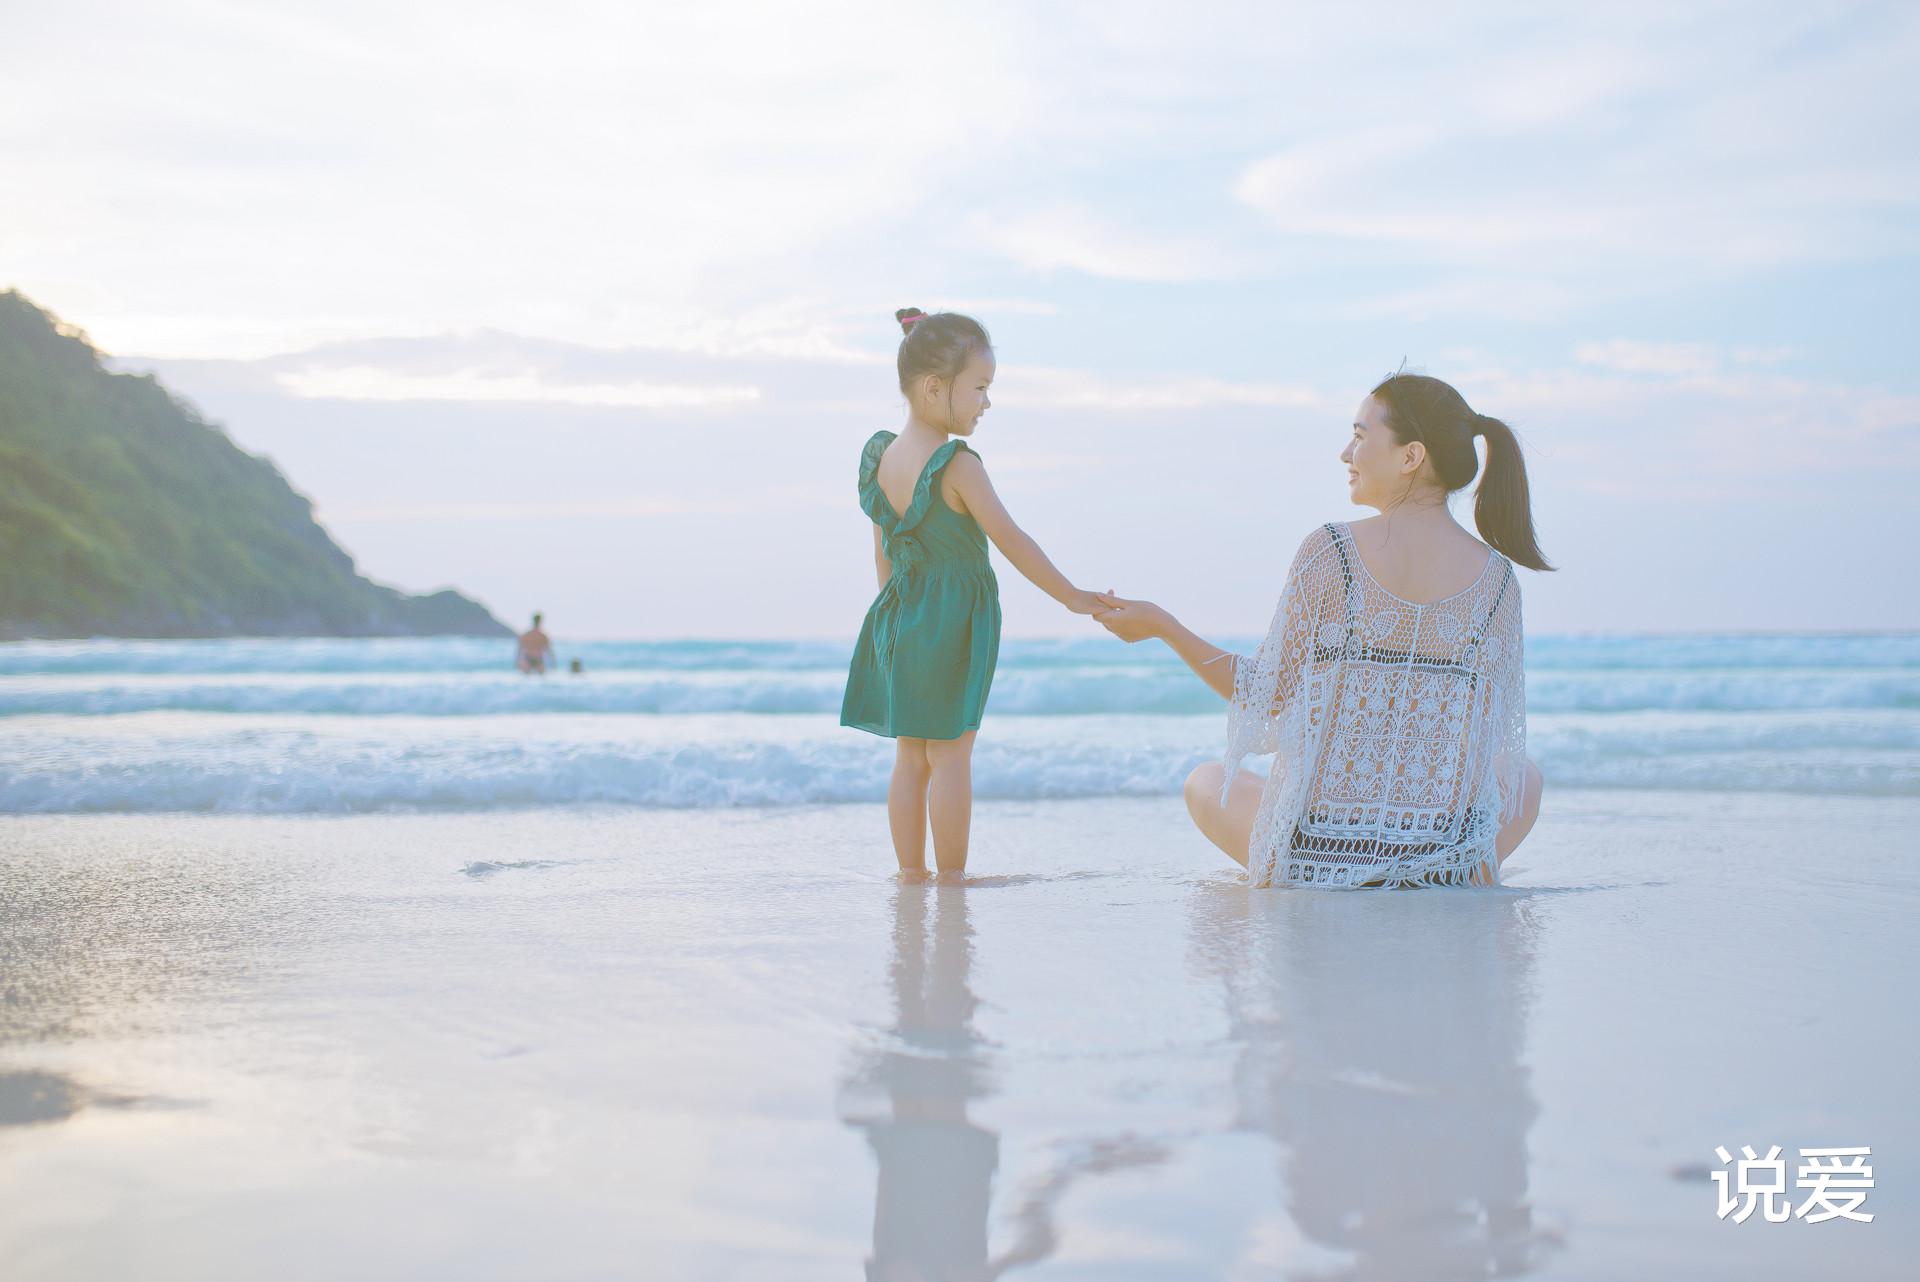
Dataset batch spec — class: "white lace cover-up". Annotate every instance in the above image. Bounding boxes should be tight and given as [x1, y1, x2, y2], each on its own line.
[1223, 521, 1526, 889]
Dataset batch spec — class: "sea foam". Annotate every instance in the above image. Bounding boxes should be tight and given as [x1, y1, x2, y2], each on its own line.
[4, 634, 1915, 812]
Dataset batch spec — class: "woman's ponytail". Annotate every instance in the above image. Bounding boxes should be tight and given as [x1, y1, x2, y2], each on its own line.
[1371, 373, 1554, 573]
[1471, 414, 1553, 572]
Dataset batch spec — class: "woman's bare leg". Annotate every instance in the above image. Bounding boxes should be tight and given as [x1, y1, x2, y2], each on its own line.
[1183, 761, 1266, 869]
[924, 730, 977, 875]
[1185, 758, 1542, 883]
[888, 737, 932, 874]
[1494, 759, 1545, 866]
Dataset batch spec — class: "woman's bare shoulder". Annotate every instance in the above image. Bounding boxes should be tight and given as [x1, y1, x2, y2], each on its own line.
[1347, 515, 1492, 564]
[1290, 521, 1343, 561]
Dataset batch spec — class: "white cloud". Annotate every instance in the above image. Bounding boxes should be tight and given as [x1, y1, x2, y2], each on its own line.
[968, 206, 1243, 283]
[1006, 367, 1323, 411]
[1574, 341, 1721, 377]
[10, 1, 1917, 347]
[1449, 352, 1920, 501]
[935, 298, 1065, 319]
[1855, 394, 1920, 437]
[324, 494, 834, 522]
[196, 329, 1328, 417]
[327, 500, 743, 522]
[0, 0, 1043, 353]
[171, 328, 883, 412]
[1731, 346, 1796, 367]
[1226, 6, 1920, 304]
[1336, 281, 1591, 324]
[276, 365, 761, 409]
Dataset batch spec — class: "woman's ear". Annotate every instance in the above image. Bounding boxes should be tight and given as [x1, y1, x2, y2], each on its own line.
[1401, 441, 1427, 475]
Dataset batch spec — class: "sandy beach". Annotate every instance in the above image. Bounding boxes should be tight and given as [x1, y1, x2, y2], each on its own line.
[1, 789, 1911, 1280]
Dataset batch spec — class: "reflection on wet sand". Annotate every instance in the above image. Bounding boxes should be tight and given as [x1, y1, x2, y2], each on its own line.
[1, 843, 300, 1052]
[0, 846, 267, 1141]
[0, 1069, 183, 1129]
[840, 881, 1163, 1280]
[841, 883, 998, 1278]
[1192, 888, 1564, 1281]
[0, 1070, 90, 1127]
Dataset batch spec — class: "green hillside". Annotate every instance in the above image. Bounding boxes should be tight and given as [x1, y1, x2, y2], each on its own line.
[0, 290, 508, 639]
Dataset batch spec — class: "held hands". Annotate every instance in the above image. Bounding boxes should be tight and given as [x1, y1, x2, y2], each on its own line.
[1090, 590, 1168, 643]
[1063, 588, 1109, 616]
[1063, 582, 1172, 644]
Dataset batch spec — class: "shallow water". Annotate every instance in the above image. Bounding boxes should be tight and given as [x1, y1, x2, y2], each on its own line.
[1, 791, 1911, 1279]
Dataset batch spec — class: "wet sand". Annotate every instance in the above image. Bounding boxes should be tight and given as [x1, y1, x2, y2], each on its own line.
[1, 790, 1913, 1280]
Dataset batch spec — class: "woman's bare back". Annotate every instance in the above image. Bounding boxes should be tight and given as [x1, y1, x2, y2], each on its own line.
[1344, 514, 1495, 606]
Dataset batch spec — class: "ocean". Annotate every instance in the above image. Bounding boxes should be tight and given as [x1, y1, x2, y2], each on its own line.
[6, 635, 1916, 1279]
[3, 632, 1916, 813]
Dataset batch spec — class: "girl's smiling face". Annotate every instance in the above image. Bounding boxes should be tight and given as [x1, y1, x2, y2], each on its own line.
[1340, 393, 1429, 509]
[916, 348, 995, 436]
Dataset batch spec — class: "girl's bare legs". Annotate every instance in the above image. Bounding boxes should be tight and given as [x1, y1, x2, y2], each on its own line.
[889, 737, 932, 875]
[1182, 761, 1261, 868]
[924, 730, 978, 876]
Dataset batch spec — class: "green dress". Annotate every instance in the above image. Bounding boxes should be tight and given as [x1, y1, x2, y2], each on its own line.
[841, 430, 1001, 740]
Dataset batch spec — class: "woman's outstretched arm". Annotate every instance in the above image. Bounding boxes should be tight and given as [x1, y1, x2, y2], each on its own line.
[1098, 526, 1340, 712]
[1092, 594, 1237, 699]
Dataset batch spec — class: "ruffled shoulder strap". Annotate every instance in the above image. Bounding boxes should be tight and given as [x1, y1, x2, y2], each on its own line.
[893, 439, 974, 538]
[857, 430, 897, 523]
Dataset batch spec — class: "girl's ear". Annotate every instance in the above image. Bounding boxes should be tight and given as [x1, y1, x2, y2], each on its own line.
[917, 372, 944, 405]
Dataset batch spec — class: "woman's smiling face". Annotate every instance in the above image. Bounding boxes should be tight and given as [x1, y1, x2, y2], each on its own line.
[1340, 393, 1425, 509]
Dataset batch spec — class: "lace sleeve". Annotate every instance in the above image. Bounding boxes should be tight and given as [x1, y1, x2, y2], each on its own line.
[1221, 528, 1339, 800]
[1479, 575, 1529, 827]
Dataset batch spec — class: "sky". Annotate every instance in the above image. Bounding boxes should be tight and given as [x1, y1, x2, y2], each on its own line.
[4, 0, 1917, 638]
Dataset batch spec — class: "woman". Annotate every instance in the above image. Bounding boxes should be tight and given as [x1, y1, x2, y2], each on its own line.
[1094, 373, 1550, 888]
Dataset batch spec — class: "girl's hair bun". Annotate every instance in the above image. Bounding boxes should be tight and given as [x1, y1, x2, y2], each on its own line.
[892, 309, 991, 395]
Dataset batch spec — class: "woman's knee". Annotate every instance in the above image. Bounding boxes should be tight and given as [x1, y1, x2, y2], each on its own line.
[1184, 761, 1256, 867]
[1495, 758, 1546, 862]
[1184, 761, 1225, 819]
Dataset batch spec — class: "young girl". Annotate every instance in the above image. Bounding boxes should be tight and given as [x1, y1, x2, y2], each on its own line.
[841, 308, 1105, 879]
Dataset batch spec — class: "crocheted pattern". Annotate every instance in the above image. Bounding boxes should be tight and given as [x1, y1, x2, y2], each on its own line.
[1223, 522, 1525, 890]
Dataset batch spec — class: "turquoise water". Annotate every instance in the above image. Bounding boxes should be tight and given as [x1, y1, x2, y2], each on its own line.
[2, 634, 1915, 811]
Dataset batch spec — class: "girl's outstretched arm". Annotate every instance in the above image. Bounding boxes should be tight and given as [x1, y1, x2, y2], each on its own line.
[944, 451, 1103, 615]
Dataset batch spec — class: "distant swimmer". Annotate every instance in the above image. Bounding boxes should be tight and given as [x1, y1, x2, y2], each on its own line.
[568, 658, 585, 675]
[516, 612, 554, 675]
